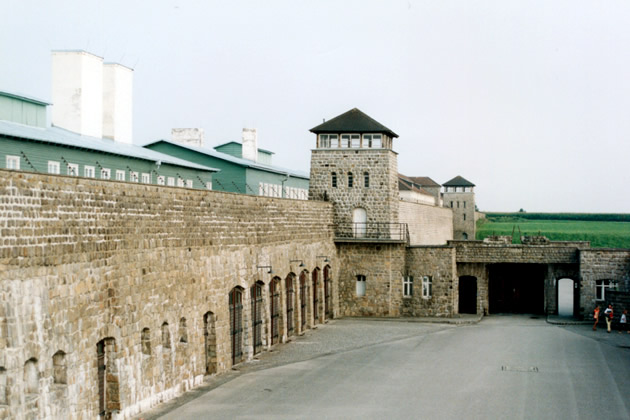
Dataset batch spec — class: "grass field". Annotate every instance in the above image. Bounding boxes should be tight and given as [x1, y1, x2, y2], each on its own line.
[476, 213, 630, 248]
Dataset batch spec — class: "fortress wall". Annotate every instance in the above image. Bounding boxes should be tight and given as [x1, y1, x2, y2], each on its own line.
[398, 201, 453, 245]
[579, 249, 630, 317]
[0, 170, 335, 419]
[452, 242, 580, 264]
[404, 247, 457, 317]
[335, 243, 407, 317]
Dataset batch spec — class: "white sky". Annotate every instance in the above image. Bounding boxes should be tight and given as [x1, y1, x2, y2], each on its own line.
[2, 0, 629, 212]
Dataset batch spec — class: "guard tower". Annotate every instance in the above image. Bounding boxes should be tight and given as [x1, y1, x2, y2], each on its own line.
[309, 108, 401, 239]
[442, 175, 476, 240]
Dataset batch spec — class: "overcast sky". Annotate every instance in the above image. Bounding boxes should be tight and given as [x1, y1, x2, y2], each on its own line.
[2, 0, 629, 212]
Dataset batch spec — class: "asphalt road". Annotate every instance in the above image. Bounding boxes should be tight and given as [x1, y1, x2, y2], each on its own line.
[146, 316, 630, 420]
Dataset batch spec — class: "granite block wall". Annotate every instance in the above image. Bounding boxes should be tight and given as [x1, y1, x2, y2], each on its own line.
[0, 170, 336, 419]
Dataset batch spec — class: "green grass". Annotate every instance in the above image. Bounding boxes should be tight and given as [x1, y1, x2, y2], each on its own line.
[476, 213, 630, 248]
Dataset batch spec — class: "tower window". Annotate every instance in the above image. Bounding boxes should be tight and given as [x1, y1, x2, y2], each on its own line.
[348, 172, 353, 188]
[332, 172, 337, 188]
[450, 201, 453, 208]
[319, 134, 337, 148]
[364, 172, 369, 188]
[463, 214, 466, 221]
[356, 275, 366, 296]
[463, 201, 466, 208]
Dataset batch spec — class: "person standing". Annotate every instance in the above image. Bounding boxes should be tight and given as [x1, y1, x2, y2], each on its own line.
[619, 309, 627, 334]
[593, 306, 600, 331]
[604, 304, 613, 333]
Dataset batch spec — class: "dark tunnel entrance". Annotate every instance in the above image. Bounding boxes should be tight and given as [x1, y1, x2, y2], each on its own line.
[488, 264, 546, 314]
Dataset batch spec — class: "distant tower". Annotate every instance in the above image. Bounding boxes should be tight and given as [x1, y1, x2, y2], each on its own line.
[309, 108, 400, 235]
[442, 176, 476, 240]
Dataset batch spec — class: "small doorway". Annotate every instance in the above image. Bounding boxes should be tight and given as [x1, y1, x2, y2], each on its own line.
[459, 276, 477, 314]
[203, 312, 217, 374]
[286, 274, 295, 337]
[229, 287, 243, 366]
[300, 271, 308, 330]
[312, 269, 320, 324]
[251, 282, 264, 355]
[324, 266, 332, 320]
[96, 338, 119, 419]
[270, 277, 281, 345]
[558, 278, 574, 317]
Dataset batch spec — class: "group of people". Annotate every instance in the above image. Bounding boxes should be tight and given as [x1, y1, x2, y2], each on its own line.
[593, 304, 628, 333]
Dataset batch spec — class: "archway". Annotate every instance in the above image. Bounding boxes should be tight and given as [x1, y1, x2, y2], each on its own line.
[229, 287, 244, 366]
[286, 274, 296, 337]
[251, 282, 264, 355]
[324, 265, 332, 320]
[558, 278, 575, 316]
[352, 208, 367, 238]
[96, 337, 119, 419]
[269, 277, 282, 345]
[312, 269, 320, 324]
[299, 270, 308, 331]
[458, 276, 477, 314]
[203, 312, 217, 374]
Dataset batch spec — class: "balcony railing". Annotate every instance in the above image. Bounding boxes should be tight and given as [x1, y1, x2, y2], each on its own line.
[334, 222, 409, 243]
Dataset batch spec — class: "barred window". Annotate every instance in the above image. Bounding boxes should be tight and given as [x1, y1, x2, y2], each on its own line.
[356, 275, 366, 297]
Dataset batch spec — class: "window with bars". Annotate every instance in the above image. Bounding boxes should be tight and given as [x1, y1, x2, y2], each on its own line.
[348, 172, 353, 188]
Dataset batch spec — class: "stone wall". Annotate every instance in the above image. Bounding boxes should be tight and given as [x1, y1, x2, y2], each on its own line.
[579, 249, 630, 319]
[398, 201, 453, 245]
[452, 241, 583, 264]
[442, 191, 475, 239]
[335, 243, 406, 317]
[309, 149, 399, 226]
[404, 247, 457, 317]
[0, 170, 336, 419]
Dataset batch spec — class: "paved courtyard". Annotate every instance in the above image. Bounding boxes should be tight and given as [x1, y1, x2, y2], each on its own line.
[138, 316, 630, 420]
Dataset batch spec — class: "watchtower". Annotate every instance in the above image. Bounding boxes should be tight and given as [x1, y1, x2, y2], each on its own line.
[309, 108, 400, 237]
[442, 175, 476, 240]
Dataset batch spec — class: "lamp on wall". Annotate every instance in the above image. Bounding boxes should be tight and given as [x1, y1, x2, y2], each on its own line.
[257, 265, 273, 274]
[290, 259, 305, 268]
[317, 255, 330, 263]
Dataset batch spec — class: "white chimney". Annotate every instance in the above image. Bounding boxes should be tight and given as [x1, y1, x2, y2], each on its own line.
[103, 63, 133, 143]
[52, 50, 103, 138]
[242, 128, 258, 162]
[172, 128, 205, 147]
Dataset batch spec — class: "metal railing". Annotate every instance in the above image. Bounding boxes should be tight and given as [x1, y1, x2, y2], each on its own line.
[334, 222, 409, 242]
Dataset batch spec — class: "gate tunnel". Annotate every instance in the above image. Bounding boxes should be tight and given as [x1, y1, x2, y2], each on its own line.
[488, 264, 545, 314]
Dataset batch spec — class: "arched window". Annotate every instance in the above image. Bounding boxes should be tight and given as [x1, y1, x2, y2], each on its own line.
[24, 358, 38, 394]
[331, 172, 337, 188]
[53, 351, 67, 384]
[348, 172, 353, 188]
[162, 322, 171, 350]
[356, 275, 366, 297]
[141, 328, 151, 355]
[364, 172, 369, 188]
[179, 318, 188, 343]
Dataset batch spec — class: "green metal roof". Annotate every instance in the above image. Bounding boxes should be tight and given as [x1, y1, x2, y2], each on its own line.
[0, 120, 218, 172]
[443, 175, 475, 187]
[142, 139, 308, 179]
[0, 90, 51, 106]
[310, 108, 398, 138]
[213, 141, 274, 155]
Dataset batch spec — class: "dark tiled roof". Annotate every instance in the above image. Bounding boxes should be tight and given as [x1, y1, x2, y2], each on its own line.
[404, 176, 441, 188]
[443, 175, 475, 187]
[398, 175, 432, 195]
[310, 108, 398, 138]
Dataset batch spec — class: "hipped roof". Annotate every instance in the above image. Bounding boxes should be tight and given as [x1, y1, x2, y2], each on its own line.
[310, 108, 398, 138]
